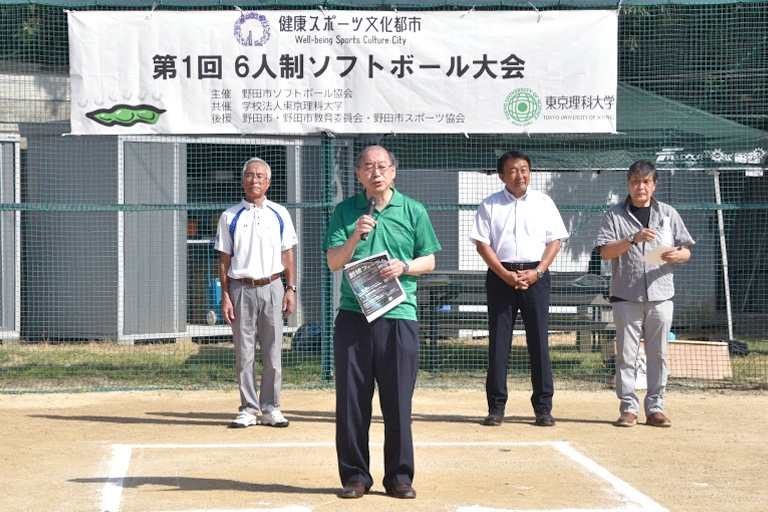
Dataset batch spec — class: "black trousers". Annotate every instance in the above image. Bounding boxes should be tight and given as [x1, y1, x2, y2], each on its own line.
[485, 269, 554, 414]
[333, 309, 419, 490]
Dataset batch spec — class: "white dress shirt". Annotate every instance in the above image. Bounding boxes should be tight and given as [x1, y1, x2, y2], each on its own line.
[469, 187, 568, 263]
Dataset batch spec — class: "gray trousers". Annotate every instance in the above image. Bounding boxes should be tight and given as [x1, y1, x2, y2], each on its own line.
[612, 300, 673, 416]
[229, 278, 284, 415]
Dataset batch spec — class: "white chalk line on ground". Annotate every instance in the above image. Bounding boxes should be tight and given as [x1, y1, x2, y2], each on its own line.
[151, 509, 310, 512]
[102, 444, 132, 512]
[101, 441, 668, 512]
[152, 509, 310, 512]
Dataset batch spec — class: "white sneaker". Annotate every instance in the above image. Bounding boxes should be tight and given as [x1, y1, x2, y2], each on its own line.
[230, 411, 258, 428]
[260, 410, 289, 427]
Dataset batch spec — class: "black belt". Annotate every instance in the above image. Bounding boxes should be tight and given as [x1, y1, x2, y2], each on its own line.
[237, 273, 281, 287]
[501, 261, 540, 271]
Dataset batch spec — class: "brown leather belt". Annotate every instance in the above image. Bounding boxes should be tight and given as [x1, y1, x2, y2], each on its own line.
[237, 273, 281, 287]
[501, 261, 540, 271]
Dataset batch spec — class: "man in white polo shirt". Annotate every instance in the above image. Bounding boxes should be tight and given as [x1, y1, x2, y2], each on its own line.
[470, 150, 568, 428]
[215, 157, 297, 428]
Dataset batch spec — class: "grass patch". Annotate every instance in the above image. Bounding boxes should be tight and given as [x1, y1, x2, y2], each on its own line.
[0, 340, 328, 392]
[1, 334, 766, 392]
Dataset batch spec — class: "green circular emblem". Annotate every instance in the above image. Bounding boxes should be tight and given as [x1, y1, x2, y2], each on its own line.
[504, 88, 542, 126]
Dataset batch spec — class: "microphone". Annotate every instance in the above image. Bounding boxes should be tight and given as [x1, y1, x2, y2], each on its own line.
[360, 197, 377, 240]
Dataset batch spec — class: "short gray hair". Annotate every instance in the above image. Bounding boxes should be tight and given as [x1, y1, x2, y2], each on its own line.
[354, 145, 398, 170]
[242, 157, 271, 180]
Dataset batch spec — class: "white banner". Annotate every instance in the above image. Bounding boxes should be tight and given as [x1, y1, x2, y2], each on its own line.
[68, 10, 617, 135]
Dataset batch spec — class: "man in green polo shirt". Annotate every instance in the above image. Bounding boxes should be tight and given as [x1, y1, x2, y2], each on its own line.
[323, 145, 441, 500]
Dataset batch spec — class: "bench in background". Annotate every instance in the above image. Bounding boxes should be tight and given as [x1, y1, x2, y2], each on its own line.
[415, 270, 615, 369]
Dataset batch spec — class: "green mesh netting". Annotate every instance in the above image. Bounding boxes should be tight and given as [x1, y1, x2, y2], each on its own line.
[1, 1, 766, 392]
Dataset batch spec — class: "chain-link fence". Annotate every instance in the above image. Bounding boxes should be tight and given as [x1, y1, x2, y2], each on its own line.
[1, 1, 767, 392]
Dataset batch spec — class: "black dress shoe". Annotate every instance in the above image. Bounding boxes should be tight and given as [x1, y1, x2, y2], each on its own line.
[534, 410, 556, 427]
[340, 482, 366, 499]
[483, 412, 504, 426]
[387, 483, 416, 499]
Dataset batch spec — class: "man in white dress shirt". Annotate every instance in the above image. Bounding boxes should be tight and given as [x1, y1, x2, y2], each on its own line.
[215, 157, 297, 428]
[470, 150, 569, 427]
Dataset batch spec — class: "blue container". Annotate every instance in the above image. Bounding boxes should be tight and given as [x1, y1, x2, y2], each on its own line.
[206, 278, 223, 325]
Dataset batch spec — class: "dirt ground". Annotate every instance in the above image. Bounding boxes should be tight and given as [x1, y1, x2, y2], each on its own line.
[1, 387, 766, 512]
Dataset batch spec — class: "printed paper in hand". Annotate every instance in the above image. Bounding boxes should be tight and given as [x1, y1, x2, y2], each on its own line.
[343, 251, 406, 322]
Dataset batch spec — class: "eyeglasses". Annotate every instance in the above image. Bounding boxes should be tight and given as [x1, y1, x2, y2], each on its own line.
[243, 173, 270, 182]
[359, 163, 393, 176]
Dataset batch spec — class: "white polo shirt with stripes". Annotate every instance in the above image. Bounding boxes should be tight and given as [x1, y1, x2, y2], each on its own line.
[214, 198, 297, 280]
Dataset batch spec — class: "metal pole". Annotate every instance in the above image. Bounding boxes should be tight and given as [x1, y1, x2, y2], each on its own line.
[712, 170, 735, 340]
[320, 133, 336, 382]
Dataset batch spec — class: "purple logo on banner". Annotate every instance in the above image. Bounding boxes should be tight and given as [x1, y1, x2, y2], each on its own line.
[234, 12, 271, 47]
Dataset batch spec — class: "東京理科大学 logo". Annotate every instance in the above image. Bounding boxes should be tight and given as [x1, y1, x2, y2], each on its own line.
[503, 88, 542, 127]
[234, 12, 271, 46]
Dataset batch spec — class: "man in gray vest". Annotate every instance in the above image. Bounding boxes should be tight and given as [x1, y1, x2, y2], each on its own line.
[595, 160, 694, 428]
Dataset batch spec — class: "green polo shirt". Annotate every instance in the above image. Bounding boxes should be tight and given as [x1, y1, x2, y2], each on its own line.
[322, 189, 442, 320]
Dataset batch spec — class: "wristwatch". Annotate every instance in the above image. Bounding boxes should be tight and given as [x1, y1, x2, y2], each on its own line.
[535, 267, 544, 279]
[285, 285, 297, 292]
[402, 261, 410, 274]
[628, 233, 637, 245]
